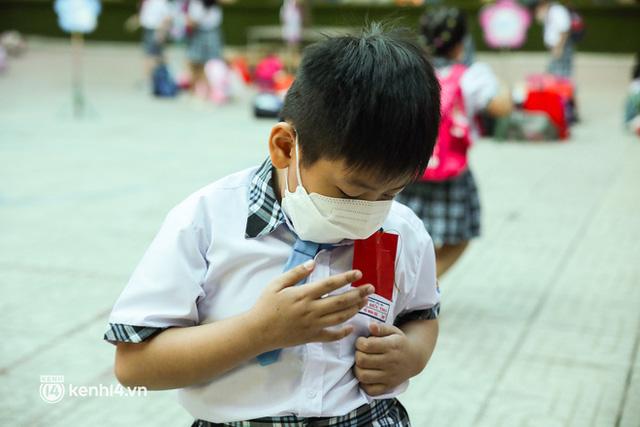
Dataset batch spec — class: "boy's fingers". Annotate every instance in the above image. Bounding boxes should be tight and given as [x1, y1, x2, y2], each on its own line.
[307, 270, 363, 299]
[317, 303, 362, 327]
[355, 336, 387, 354]
[272, 260, 315, 291]
[317, 325, 354, 342]
[313, 286, 373, 316]
[369, 322, 402, 338]
[355, 350, 386, 370]
[353, 366, 386, 385]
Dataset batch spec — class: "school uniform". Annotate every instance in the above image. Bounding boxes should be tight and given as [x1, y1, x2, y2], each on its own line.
[140, 0, 172, 56]
[187, 0, 223, 64]
[543, 3, 574, 78]
[104, 158, 440, 425]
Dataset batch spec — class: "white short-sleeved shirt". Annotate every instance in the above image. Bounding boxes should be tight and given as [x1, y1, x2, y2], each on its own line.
[140, 0, 172, 30]
[544, 3, 571, 48]
[104, 158, 440, 422]
[188, 0, 222, 31]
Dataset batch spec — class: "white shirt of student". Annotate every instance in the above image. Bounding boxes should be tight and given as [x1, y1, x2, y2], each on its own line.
[543, 3, 571, 48]
[106, 164, 439, 422]
[140, 0, 172, 30]
[188, 0, 222, 31]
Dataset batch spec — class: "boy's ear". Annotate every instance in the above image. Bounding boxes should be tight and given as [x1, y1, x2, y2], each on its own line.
[268, 122, 296, 169]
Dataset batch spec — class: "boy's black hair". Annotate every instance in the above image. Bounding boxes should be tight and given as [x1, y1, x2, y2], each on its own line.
[419, 7, 468, 58]
[633, 52, 640, 80]
[280, 23, 441, 182]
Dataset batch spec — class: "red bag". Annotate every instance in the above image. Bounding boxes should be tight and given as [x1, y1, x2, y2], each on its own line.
[527, 73, 574, 101]
[524, 74, 574, 139]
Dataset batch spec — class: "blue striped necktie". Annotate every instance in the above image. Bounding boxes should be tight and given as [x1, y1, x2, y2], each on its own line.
[256, 238, 335, 366]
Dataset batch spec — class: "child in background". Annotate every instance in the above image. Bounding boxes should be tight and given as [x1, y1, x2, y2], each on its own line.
[396, 8, 512, 277]
[625, 53, 640, 136]
[280, 0, 303, 71]
[137, 0, 173, 79]
[186, 0, 235, 97]
[104, 24, 442, 425]
[529, 0, 574, 78]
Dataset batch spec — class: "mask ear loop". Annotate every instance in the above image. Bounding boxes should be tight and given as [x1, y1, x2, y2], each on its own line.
[283, 129, 301, 194]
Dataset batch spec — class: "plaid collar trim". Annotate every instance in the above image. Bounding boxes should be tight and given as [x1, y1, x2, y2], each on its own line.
[245, 157, 286, 239]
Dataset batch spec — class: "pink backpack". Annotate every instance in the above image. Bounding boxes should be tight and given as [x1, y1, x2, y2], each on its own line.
[421, 63, 471, 182]
[254, 55, 284, 91]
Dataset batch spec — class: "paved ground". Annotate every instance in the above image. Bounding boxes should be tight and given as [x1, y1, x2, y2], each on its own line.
[0, 39, 638, 427]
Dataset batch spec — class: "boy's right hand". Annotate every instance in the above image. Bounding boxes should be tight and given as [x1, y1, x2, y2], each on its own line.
[251, 260, 374, 350]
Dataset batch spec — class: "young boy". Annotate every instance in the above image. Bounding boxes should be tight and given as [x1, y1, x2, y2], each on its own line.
[104, 24, 441, 425]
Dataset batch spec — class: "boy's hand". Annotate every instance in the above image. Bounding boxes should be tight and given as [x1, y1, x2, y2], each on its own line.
[353, 323, 416, 396]
[251, 260, 374, 350]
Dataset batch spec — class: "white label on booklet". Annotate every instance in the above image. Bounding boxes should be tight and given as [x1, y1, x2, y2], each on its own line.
[359, 295, 391, 323]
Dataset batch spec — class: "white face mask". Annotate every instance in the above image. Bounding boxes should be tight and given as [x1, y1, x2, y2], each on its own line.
[280, 135, 393, 244]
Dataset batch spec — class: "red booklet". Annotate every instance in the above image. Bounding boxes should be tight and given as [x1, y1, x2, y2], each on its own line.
[352, 231, 398, 301]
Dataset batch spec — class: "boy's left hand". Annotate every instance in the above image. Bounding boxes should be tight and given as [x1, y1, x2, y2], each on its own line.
[353, 323, 416, 396]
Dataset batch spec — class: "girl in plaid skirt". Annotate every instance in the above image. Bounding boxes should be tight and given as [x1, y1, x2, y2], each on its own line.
[397, 8, 512, 277]
[186, 0, 234, 96]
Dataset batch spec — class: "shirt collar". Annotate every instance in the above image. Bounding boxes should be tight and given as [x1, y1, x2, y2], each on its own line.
[245, 157, 286, 239]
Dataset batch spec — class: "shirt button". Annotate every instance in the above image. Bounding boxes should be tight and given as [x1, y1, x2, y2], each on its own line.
[307, 390, 317, 399]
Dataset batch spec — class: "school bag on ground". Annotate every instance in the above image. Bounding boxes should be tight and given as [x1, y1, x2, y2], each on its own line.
[523, 90, 568, 139]
[152, 63, 178, 97]
[421, 63, 471, 182]
[253, 92, 283, 119]
[494, 110, 559, 141]
[524, 73, 576, 139]
[254, 55, 284, 91]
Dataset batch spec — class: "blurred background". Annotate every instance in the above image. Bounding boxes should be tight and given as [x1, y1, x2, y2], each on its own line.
[0, 0, 639, 426]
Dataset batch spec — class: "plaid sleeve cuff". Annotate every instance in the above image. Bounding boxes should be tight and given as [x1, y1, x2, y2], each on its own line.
[394, 303, 440, 327]
[103, 323, 166, 344]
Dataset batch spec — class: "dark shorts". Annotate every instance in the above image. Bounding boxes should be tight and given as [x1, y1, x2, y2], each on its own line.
[547, 40, 574, 78]
[396, 169, 481, 246]
[190, 398, 411, 427]
[143, 28, 165, 57]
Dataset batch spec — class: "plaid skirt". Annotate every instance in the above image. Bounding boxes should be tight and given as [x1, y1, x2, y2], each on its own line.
[190, 399, 410, 427]
[396, 169, 481, 246]
[188, 28, 222, 64]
